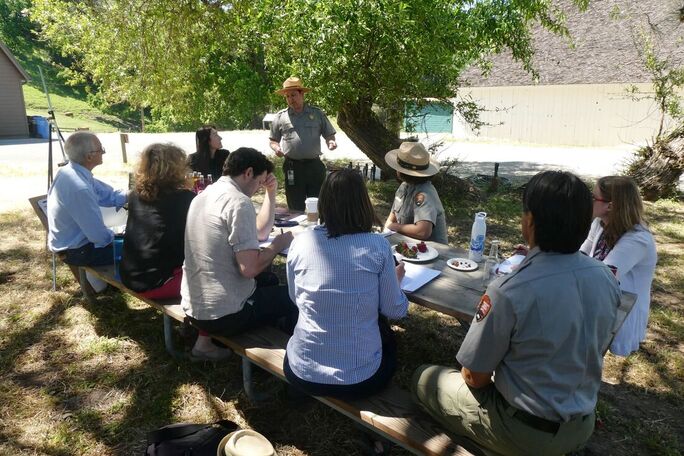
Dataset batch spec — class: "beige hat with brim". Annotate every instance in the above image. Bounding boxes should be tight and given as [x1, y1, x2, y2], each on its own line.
[385, 142, 440, 177]
[275, 76, 311, 95]
[217, 429, 276, 456]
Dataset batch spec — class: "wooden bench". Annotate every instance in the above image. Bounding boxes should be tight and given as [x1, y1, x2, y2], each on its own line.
[77, 263, 479, 456]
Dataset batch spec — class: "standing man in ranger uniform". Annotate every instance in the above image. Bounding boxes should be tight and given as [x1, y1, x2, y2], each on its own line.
[411, 171, 621, 456]
[269, 77, 337, 211]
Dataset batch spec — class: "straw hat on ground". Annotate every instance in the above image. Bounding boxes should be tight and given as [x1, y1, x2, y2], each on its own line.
[217, 429, 276, 456]
[384, 142, 439, 177]
[275, 77, 311, 95]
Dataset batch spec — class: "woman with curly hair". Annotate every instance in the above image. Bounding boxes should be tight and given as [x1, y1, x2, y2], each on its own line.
[120, 143, 195, 299]
[187, 125, 229, 180]
[580, 176, 657, 356]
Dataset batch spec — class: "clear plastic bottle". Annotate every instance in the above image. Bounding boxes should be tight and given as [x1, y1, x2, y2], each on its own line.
[468, 212, 487, 262]
[482, 240, 500, 287]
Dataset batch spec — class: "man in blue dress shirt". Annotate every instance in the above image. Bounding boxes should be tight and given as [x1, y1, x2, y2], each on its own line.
[47, 131, 128, 266]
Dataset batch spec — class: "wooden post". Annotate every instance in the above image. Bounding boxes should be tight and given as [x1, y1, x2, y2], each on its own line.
[120, 133, 129, 164]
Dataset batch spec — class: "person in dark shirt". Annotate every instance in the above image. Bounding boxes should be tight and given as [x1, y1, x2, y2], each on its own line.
[187, 125, 229, 181]
[120, 143, 195, 299]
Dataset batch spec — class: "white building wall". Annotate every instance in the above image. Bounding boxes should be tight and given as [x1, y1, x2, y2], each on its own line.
[453, 83, 678, 147]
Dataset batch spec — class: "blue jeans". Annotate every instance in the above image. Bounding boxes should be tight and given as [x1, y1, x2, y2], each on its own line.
[62, 242, 114, 267]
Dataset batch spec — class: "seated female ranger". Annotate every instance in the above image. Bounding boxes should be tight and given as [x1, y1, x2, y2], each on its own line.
[187, 125, 229, 181]
[580, 176, 657, 356]
[284, 168, 409, 399]
[383, 142, 448, 244]
[120, 143, 195, 299]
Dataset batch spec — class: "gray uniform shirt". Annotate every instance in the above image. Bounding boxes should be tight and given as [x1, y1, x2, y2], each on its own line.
[269, 104, 336, 160]
[181, 177, 260, 320]
[457, 247, 620, 422]
[391, 181, 448, 244]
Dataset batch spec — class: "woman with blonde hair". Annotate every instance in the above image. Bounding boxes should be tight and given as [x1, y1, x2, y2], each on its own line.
[580, 176, 657, 356]
[120, 143, 195, 299]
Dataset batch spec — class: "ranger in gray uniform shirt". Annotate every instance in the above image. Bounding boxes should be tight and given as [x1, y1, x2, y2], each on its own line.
[384, 142, 448, 244]
[269, 77, 337, 211]
[412, 171, 621, 456]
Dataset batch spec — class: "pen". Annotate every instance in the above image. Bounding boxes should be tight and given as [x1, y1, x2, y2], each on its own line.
[280, 228, 284, 235]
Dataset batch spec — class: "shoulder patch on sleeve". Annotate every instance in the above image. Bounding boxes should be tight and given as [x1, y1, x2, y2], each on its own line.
[414, 193, 426, 207]
[475, 294, 492, 322]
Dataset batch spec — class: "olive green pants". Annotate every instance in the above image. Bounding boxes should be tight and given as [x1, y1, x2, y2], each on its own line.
[411, 365, 596, 456]
[283, 157, 326, 211]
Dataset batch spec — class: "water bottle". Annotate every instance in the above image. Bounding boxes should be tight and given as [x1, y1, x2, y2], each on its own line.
[482, 240, 500, 286]
[468, 212, 487, 262]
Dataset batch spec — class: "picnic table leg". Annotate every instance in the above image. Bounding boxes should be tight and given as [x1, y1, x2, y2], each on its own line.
[78, 267, 97, 305]
[163, 314, 186, 360]
[51, 253, 57, 291]
[242, 357, 272, 402]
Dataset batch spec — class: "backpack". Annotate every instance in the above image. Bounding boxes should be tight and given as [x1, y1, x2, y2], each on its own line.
[145, 419, 239, 456]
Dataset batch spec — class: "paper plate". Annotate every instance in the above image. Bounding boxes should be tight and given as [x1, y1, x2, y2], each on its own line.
[393, 243, 439, 263]
[447, 257, 478, 272]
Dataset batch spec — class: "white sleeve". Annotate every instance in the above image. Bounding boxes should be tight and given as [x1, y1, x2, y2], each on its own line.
[580, 218, 601, 256]
[603, 229, 651, 281]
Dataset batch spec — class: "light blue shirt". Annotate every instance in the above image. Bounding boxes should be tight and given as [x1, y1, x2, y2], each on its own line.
[47, 162, 127, 252]
[286, 226, 408, 385]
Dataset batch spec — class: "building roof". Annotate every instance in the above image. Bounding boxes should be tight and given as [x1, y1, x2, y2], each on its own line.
[0, 41, 30, 82]
[460, 0, 684, 87]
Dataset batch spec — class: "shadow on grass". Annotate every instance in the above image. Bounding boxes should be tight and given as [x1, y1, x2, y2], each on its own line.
[594, 379, 683, 456]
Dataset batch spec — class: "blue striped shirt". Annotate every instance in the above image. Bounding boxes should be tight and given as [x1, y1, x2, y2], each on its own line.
[47, 162, 127, 251]
[286, 226, 408, 385]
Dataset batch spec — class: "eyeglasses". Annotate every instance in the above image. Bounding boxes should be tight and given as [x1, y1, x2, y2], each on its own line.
[592, 195, 610, 203]
[90, 147, 106, 155]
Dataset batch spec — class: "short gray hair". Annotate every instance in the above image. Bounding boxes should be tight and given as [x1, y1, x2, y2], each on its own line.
[65, 131, 99, 164]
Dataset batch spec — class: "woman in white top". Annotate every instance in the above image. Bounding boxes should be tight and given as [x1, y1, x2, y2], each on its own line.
[580, 176, 657, 356]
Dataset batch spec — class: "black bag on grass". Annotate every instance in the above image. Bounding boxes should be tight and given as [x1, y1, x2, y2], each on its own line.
[145, 419, 238, 456]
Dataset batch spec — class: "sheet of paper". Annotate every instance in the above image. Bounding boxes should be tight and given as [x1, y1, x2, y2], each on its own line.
[259, 236, 289, 255]
[400, 263, 441, 293]
[497, 253, 525, 274]
[290, 214, 307, 223]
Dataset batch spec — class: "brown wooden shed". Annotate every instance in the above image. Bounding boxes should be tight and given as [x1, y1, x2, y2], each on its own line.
[0, 41, 31, 137]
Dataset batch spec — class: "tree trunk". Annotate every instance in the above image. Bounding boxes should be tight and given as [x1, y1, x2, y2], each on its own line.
[337, 99, 401, 179]
[627, 125, 684, 201]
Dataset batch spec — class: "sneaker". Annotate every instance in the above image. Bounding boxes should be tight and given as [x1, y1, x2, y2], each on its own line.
[190, 346, 232, 362]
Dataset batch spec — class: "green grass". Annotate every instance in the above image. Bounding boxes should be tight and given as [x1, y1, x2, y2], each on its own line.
[23, 85, 135, 133]
[0, 180, 682, 455]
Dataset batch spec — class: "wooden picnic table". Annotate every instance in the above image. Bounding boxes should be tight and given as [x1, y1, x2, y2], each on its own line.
[388, 233, 483, 322]
[274, 209, 483, 322]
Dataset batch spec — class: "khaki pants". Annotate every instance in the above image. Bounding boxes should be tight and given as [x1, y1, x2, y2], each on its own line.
[411, 365, 596, 456]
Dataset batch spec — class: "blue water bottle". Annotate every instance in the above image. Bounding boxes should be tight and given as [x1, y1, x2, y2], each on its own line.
[113, 236, 124, 280]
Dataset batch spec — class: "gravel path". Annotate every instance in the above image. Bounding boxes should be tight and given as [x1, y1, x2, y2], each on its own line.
[0, 130, 660, 214]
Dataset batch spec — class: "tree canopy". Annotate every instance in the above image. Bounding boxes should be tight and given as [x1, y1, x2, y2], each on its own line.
[31, 0, 588, 169]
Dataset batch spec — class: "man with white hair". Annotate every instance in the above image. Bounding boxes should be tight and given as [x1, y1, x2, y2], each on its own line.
[47, 131, 127, 266]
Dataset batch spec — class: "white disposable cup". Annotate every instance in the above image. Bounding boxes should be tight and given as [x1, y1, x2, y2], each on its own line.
[305, 197, 318, 222]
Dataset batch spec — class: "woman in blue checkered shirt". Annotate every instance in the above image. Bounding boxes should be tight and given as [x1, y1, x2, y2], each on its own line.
[284, 169, 409, 399]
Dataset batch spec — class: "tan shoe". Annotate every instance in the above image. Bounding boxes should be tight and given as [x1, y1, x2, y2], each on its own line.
[190, 346, 232, 362]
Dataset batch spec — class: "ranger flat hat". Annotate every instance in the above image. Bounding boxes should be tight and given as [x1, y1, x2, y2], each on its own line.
[275, 76, 311, 95]
[217, 429, 276, 456]
[385, 142, 439, 177]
